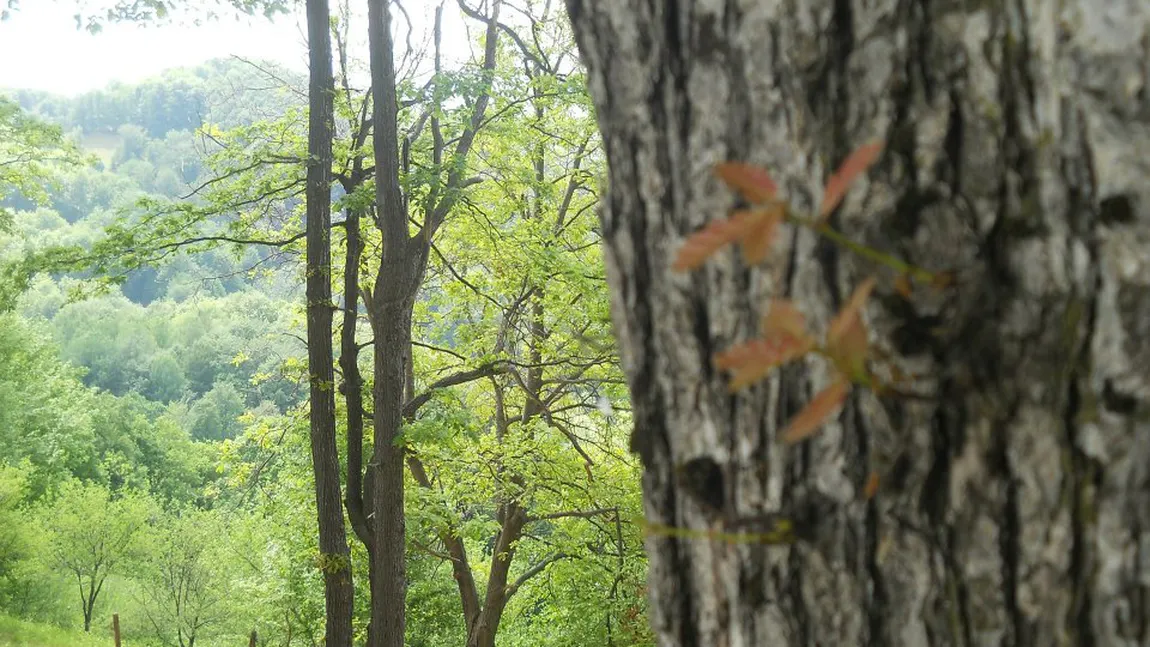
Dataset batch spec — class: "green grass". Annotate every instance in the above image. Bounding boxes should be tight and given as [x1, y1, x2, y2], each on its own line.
[0, 614, 112, 647]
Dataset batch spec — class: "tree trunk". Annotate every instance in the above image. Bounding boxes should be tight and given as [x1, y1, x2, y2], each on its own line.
[567, 2, 1150, 645]
[361, 2, 502, 644]
[467, 503, 527, 647]
[304, 0, 354, 644]
[365, 1, 422, 645]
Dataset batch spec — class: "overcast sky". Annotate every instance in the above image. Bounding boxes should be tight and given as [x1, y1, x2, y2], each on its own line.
[0, 2, 465, 96]
[0, 3, 308, 94]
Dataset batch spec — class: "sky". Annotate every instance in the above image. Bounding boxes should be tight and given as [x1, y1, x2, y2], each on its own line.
[0, 1, 471, 95]
[0, 2, 307, 94]
[0, 0, 483, 97]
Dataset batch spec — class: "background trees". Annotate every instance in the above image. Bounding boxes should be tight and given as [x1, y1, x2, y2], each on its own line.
[0, 4, 650, 646]
[40, 481, 155, 632]
[136, 509, 235, 647]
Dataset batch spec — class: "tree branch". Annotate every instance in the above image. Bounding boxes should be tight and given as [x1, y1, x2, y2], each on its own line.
[505, 553, 567, 600]
[402, 361, 510, 420]
[526, 507, 616, 524]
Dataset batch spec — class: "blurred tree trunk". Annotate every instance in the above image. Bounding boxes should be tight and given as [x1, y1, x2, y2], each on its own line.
[304, 0, 354, 644]
[567, 1, 1150, 645]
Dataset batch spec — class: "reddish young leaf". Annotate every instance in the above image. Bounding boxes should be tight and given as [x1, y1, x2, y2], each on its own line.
[819, 141, 883, 220]
[827, 276, 876, 347]
[672, 210, 757, 271]
[738, 203, 784, 265]
[930, 270, 957, 291]
[715, 162, 779, 204]
[894, 274, 914, 299]
[863, 470, 880, 500]
[715, 334, 813, 391]
[780, 380, 850, 445]
[762, 300, 808, 340]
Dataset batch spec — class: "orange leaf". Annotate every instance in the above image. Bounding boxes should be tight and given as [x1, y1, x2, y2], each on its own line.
[715, 162, 779, 204]
[672, 210, 758, 271]
[827, 276, 876, 347]
[781, 380, 850, 445]
[715, 334, 814, 391]
[894, 274, 913, 299]
[819, 141, 883, 219]
[738, 203, 784, 265]
[863, 471, 880, 500]
[762, 300, 808, 340]
[930, 270, 956, 291]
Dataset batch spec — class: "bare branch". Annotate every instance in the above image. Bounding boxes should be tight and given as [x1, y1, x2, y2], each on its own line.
[402, 361, 510, 420]
[505, 553, 568, 600]
[527, 507, 617, 524]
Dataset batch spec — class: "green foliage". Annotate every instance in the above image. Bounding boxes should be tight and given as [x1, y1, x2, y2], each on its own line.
[0, 313, 100, 494]
[0, 466, 35, 612]
[0, 96, 88, 218]
[185, 382, 247, 441]
[0, 312, 217, 503]
[0, 97, 89, 307]
[135, 508, 234, 646]
[48, 291, 301, 409]
[39, 480, 156, 630]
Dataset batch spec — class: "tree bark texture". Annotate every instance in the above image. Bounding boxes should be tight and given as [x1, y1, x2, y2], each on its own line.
[365, 1, 423, 645]
[567, 1, 1150, 645]
[304, 0, 354, 644]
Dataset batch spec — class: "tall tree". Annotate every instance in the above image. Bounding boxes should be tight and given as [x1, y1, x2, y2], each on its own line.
[361, 2, 501, 644]
[567, 2, 1150, 645]
[303, 0, 354, 644]
[398, 11, 636, 642]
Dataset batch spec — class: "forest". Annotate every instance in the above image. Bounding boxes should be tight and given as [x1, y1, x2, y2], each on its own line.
[9, 1, 1150, 646]
[1, 3, 647, 646]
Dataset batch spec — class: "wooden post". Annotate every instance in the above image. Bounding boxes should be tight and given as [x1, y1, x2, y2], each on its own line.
[248, 629, 257, 647]
[112, 614, 121, 647]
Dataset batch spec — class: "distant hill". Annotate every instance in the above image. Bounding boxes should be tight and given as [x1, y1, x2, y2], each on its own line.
[4, 57, 304, 138]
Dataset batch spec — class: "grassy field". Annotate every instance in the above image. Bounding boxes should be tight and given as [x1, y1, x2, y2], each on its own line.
[0, 614, 116, 647]
[79, 132, 123, 167]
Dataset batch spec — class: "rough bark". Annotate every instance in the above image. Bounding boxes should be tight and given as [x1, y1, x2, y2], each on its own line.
[567, 1, 1150, 645]
[304, 0, 354, 645]
[365, 3, 416, 645]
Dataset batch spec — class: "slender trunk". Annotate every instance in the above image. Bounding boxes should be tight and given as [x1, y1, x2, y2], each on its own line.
[362, 1, 502, 643]
[305, 0, 354, 644]
[467, 503, 527, 647]
[81, 574, 101, 632]
[366, 3, 418, 645]
[341, 199, 370, 546]
[365, 301, 416, 647]
[568, 1, 1150, 646]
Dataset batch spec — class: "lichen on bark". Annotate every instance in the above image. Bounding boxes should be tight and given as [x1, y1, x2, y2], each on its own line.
[567, 1, 1150, 645]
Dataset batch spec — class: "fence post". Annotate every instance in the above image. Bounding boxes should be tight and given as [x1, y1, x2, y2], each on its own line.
[248, 629, 257, 647]
[112, 614, 121, 647]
